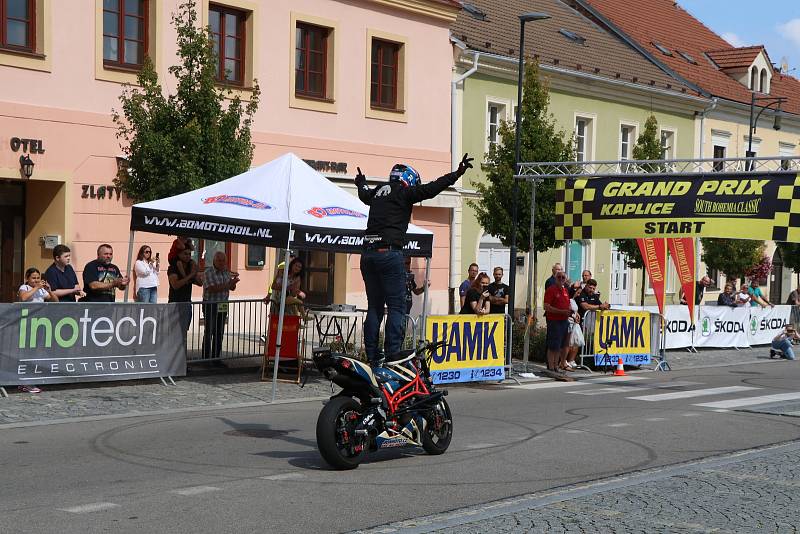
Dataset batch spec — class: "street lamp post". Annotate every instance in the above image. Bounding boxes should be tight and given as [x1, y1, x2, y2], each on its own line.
[748, 93, 786, 166]
[508, 12, 549, 326]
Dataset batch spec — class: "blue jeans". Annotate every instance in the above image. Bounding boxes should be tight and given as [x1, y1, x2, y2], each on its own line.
[137, 286, 158, 303]
[361, 249, 405, 362]
[771, 338, 796, 360]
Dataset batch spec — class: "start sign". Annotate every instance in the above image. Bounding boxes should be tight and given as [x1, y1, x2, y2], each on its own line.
[593, 311, 651, 365]
[425, 314, 505, 384]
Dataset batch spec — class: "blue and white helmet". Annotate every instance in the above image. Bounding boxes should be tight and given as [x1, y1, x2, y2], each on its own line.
[389, 163, 421, 188]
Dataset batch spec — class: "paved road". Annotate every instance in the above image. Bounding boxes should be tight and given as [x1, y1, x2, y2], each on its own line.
[3, 360, 800, 533]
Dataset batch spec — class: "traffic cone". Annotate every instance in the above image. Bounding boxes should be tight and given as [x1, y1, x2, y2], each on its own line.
[614, 358, 626, 376]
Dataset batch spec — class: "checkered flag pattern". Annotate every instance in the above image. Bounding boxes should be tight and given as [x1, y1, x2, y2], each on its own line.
[555, 178, 595, 240]
[772, 174, 800, 242]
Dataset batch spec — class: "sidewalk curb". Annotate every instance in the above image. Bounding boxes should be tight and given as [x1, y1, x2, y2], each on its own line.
[0, 396, 329, 430]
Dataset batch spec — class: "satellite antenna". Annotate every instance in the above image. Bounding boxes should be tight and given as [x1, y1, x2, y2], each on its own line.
[780, 56, 789, 74]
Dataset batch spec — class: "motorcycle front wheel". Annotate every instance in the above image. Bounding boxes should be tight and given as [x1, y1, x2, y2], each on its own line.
[421, 398, 453, 455]
[316, 396, 365, 470]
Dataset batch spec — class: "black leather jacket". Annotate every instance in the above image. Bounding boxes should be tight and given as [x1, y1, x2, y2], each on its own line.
[355, 171, 458, 247]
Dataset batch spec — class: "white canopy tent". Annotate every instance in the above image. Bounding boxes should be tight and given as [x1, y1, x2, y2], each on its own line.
[126, 153, 434, 400]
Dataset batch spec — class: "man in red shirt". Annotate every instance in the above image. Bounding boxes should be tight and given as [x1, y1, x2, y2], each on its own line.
[543, 271, 572, 372]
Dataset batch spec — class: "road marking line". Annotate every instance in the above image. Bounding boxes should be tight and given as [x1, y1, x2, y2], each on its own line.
[569, 386, 656, 395]
[510, 381, 586, 390]
[260, 473, 305, 481]
[59, 502, 120, 514]
[582, 376, 648, 383]
[171, 486, 221, 496]
[681, 412, 702, 417]
[694, 392, 800, 409]
[564, 429, 586, 434]
[607, 423, 630, 427]
[627, 386, 758, 402]
[644, 417, 667, 421]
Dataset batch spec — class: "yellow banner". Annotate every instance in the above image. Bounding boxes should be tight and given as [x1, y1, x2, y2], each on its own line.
[555, 173, 800, 241]
[425, 314, 505, 383]
[593, 311, 651, 358]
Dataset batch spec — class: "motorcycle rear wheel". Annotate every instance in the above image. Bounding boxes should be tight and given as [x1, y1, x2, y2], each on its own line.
[316, 396, 365, 470]
[421, 398, 453, 455]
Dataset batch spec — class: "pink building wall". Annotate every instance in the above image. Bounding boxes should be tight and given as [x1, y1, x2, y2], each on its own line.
[0, 0, 458, 309]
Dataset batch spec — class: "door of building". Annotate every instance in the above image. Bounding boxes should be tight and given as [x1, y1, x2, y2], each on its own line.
[299, 250, 334, 306]
[770, 248, 784, 304]
[0, 181, 25, 303]
[609, 245, 629, 306]
[478, 234, 510, 283]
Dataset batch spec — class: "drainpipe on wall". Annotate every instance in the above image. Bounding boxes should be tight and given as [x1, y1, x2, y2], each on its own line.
[448, 49, 480, 312]
[696, 97, 718, 279]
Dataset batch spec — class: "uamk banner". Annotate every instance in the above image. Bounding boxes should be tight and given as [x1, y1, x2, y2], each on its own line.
[0, 303, 186, 386]
[555, 173, 800, 241]
[426, 314, 505, 384]
[593, 310, 651, 365]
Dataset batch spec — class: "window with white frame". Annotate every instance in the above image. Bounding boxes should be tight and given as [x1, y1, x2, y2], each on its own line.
[660, 129, 675, 160]
[575, 117, 593, 162]
[780, 142, 796, 170]
[487, 101, 506, 148]
[620, 124, 635, 159]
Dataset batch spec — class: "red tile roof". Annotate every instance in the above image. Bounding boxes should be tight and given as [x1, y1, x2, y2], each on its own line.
[451, 0, 698, 97]
[706, 46, 764, 71]
[577, 0, 800, 114]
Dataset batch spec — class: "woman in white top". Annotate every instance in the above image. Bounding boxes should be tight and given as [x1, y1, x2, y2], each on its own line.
[18, 267, 58, 302]
[134, 244, 160, 303]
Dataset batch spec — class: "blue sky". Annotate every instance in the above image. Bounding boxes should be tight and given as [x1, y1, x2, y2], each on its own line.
[678, 0, 800, 75]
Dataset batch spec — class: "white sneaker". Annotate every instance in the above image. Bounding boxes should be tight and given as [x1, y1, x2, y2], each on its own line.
[567, 361, 576, 368]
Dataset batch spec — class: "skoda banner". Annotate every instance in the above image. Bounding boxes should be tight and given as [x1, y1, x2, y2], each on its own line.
[0, 303, 186, 386]
[425, 314, 505, 384]
[693, 306, 749, 348]
[748, 306, 791, 346]
[661, 305, 694, 349]
[555, 173, 800, 241]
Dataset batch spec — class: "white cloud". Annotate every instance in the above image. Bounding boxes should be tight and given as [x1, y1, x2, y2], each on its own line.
[721, 32, 747, 48]
[778, 19, 800, 48]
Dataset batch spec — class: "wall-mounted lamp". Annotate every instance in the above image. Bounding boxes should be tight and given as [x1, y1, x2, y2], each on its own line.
[19, 154, 34, 179]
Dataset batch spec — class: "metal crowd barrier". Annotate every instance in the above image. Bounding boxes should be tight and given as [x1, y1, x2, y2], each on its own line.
[578, 310, 665, 371]
[182, 299, 420, 366]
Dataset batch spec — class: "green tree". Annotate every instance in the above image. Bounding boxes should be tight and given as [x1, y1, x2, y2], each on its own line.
[469, 61, 574, 255]
[112, 1, 260, 202]
[613, 114, 663, 303]
[777, 242, 800, 286]
[701, 238, 765, 282]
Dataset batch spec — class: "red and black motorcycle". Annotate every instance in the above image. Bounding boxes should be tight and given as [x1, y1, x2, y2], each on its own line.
[312, 340, 452, 470]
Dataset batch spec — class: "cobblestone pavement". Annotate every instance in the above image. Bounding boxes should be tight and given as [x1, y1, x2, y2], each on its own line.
[361, 441, 800, 534]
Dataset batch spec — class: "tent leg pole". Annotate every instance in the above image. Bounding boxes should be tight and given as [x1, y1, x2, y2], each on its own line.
[271, 247, 293, 403]
[124, 230, 135, 302]
[421, 256, 431, 341]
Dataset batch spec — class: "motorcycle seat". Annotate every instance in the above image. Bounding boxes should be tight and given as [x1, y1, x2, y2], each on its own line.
[385, 349, 416, 363]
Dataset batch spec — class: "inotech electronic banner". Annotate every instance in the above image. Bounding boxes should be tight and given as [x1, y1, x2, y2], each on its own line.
[592, 311, 651, 365]
[0, 303, 186, 386]
[555, 173, 800, 241]
[426, 314, 505, 384]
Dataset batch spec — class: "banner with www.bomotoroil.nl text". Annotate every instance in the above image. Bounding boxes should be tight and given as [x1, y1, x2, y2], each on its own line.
[556, 173, 800, 241]
[0, 303, 186, 386]
[425, 314, 505, 384]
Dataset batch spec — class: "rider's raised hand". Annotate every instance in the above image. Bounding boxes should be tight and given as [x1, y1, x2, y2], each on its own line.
[457, 153, 474, 176]
[355, 166, 367, 186]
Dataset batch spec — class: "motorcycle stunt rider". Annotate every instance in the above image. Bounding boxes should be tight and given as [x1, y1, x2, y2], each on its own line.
[355, 153, 474, 366]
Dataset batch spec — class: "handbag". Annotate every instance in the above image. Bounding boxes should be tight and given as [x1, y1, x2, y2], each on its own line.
[570, 321, 585, 347]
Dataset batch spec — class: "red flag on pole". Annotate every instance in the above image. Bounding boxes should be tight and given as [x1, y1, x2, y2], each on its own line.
[636, 238, 668, 314]
[668, 238, 697, 322]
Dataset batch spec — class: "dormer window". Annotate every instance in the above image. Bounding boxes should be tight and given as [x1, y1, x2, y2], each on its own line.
[759, 69, 768, 93]
[750, 66, 758, 90]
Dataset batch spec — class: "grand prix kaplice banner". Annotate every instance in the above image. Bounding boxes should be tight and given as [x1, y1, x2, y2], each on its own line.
[555, 173, 800, 240]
